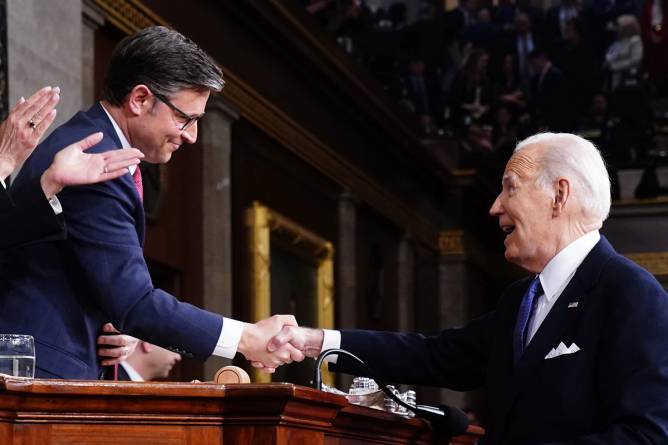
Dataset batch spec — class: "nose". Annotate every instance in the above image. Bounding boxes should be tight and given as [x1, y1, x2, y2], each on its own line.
[489, 195, 503, 216]
[181, 121, 198, 144]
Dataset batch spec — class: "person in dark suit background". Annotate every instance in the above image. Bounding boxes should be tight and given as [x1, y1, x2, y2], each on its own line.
[1, 26, 302, 380]
[528, 49, 569, 131]
[497, 13, 547, 92]
[0, 86, 143, 250]
[267, 132, 668, 444]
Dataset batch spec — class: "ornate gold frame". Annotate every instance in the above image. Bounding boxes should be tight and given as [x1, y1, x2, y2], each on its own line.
[246, 202, 334, 384]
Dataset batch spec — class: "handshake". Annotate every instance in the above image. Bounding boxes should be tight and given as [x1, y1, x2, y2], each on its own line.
[238, 315, 325, 373]
[97, 315, 325, 373]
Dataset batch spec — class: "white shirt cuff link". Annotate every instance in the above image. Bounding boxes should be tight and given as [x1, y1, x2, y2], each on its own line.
[212, 317, 244, 359]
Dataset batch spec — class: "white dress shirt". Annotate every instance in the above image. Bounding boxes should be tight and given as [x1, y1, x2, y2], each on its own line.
[1, 170, 63, 215]
[526, 230, 599, 343]
[119, 361, 144, 382]
[322, 230, 601, 360]
[101, 103, 243, 358]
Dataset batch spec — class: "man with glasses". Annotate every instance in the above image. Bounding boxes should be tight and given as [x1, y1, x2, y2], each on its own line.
[1, 26, 302, 379]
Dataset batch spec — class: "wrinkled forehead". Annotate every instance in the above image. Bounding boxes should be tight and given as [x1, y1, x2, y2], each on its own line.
[504, 145, 542, 181]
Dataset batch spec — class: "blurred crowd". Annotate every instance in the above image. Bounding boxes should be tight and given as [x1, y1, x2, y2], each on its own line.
[303, 0, 668, 195]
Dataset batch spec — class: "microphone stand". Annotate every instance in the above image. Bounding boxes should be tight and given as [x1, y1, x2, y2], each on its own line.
[312, 348, 470, 436]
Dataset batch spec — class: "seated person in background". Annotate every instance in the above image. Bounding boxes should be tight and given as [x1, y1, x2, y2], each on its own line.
[103, 338, 181, 382]
[450, 49, 493, 130]
[490, 104, 518, 162]
[604, 14, 643, 92]
[528, 49, 568, 131]
[493, 54, 528, 112]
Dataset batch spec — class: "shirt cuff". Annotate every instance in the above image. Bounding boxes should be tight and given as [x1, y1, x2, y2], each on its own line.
[322, 329, 341, 364]
[212, 317, 244, 359]
[48, 195, 63, 215]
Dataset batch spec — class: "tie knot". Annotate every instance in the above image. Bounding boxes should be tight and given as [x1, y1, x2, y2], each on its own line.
[527, 276, 542, 298]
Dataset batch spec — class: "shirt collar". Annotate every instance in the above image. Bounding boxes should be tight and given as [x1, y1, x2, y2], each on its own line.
[119, 361, 144, 382]
[100, 102, 137, 175]
[539, 230, 600, 302]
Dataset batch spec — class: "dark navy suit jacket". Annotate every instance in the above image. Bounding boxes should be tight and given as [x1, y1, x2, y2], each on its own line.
[0, 103, 223, 379]
[0, 177, 65, 249]
[333, 237, 668, 444]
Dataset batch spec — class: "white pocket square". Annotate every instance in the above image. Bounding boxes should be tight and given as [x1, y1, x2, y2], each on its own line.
[545, 342, 580, 359]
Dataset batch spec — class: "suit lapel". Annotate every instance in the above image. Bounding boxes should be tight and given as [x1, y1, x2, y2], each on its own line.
[87, 103, 146, 244]
[86, 103, 123, 149]
[494, 236, 617, 441]
[516, 277, 586, 368]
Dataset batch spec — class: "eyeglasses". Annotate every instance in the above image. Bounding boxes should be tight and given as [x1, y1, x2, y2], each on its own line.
[152, 91, 205, 132]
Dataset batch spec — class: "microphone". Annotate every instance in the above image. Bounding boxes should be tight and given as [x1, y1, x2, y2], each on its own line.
[313, 348, 469, 436]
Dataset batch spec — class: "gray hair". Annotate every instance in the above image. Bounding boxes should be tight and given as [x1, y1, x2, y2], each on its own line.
[515, 133, 611, 222]
[103, 26, 224, 105]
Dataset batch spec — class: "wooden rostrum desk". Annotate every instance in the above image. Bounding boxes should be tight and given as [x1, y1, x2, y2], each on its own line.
[0, 376, 484, 444]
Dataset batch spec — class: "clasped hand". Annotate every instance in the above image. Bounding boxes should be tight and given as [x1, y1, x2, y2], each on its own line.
[249, 324, 325, 373]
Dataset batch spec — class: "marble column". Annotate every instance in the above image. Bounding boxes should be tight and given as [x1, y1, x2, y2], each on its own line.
[81, 0, 105, 108]
[437, 230, 473, 408]
[7, 0, 82, 130]
[200, 97, 238, 379]
[337, 192, 357, 330]
[336, 192, 358, 390]
[396, 234, 415, 333]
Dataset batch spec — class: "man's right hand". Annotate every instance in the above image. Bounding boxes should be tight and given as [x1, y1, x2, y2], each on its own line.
[251, 326, 325, 372]
[237, 315, 306, 372]
[40, 132, 143, 198]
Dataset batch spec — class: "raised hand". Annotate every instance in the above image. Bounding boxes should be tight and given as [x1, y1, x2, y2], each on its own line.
[40, 132, 144, 197]
[237, 315, 306, 373]
[96, 322, 139, 366]
[0, 86, 60, 179]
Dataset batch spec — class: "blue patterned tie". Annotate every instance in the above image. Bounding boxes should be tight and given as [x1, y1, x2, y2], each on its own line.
[513, 276, 542, 364]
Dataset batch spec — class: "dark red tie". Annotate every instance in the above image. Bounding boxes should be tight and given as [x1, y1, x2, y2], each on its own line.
[133, 166, 143, 202]
[111, 167, 142, 380]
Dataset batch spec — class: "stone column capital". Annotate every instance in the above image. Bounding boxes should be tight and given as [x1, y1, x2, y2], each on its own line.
[82, 0, 105, 29]
[206, 96, 240, 122]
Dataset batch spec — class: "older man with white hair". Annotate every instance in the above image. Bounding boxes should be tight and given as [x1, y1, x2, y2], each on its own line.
[268, 133, 668, 444]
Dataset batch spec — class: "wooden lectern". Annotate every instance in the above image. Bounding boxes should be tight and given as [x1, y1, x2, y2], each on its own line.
[0, 376, 483, 444]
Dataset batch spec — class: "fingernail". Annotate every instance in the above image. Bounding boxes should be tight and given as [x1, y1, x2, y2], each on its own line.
[19, 97, 24, 103]
[53, 86, 60, 94]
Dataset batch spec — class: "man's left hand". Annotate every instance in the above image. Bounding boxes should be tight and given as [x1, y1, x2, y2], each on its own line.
[96, 322, 139, 366]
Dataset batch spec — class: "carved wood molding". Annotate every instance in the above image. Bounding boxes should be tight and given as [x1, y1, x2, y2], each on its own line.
[625, 252, 668, 277]
[91, 0, 440, 251]
[439, 230, 465, 257]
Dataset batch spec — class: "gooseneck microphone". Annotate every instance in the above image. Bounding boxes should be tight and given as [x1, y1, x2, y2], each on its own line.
[313, 348, 470, 436]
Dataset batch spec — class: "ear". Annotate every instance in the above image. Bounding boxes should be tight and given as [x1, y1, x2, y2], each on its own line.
[126, 85, 152, 116]
[552, 178, 570, 217]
